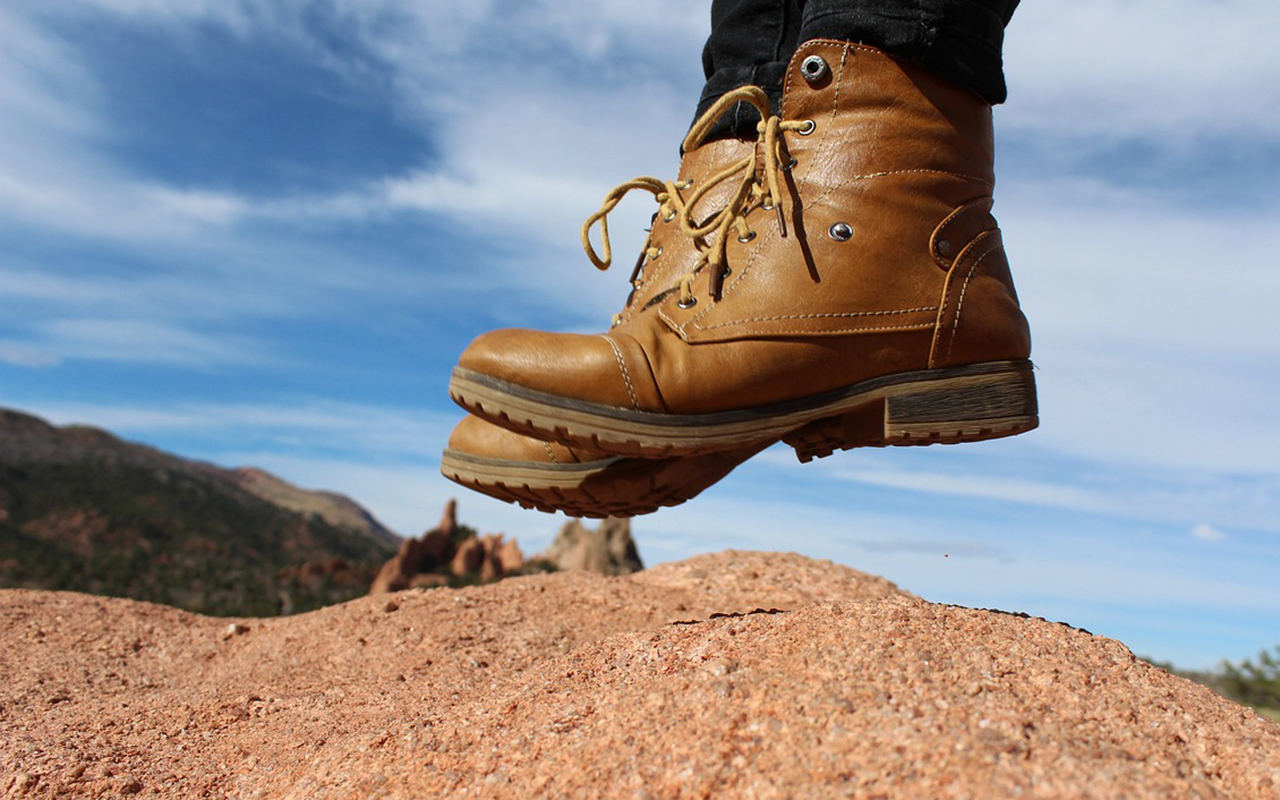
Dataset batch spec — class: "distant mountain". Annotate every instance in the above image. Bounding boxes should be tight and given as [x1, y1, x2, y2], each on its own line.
[0, 408, 400, 616]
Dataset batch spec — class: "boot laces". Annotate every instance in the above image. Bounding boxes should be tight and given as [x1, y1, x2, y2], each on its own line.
[580, 86, 810, 314]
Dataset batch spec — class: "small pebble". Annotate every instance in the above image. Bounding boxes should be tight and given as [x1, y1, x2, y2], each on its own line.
[11, 773, 37, 794]
[705, 658, 738, 677]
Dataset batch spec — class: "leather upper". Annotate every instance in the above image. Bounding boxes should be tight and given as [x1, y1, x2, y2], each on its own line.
[457, 40, 1031, 416]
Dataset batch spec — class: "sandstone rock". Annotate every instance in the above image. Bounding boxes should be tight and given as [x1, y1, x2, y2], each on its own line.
[3, 551, 1277, 799]
[369, 501, 460, 594]
[541, 517, 643, 575]
[494, 537, 524, 574]
[474, 533, 522, 582]
[419, 528, 454, 564]
[409, 574, 448, 590]
[451, 537, 485, 577]
[436, 498, 457, 536]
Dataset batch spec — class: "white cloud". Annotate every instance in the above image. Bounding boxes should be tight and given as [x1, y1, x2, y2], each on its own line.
[1191, 523, 1226, 543]
[0, 343, 60, 368]
[30, 399, 458, 460]
[1006, 0, 1280, 140]
[6, 318, 271, 368]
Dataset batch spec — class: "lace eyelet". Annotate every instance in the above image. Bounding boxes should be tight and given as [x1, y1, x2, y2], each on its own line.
[783, 156, 798, 171]
[800, 55, 829, 84]
[797, 119, 816, 136]
[761, 199, 775, 211]
[677, 296, 698, 309]
[662, 209, 677, 222]
[737, 231, 757, 243]
[649, 245, 663, 261]
[675, 178, 695, 190]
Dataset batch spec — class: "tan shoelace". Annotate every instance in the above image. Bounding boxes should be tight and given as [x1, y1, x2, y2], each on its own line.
[581, 86, 812, 312]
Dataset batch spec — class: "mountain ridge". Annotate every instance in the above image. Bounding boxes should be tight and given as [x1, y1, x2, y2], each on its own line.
[0, 407, 400, 616]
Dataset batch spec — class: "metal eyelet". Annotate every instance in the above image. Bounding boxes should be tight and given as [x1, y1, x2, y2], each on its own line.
[782, 156, 798, 171]
[649, 245, 663, 261]
[677, 296, 698, 309]
[829, 222, 854, 242]
[662, 208, 677, 222]
[800, 55, 829, 84]
[737, 231, 757, 243]
[761, 199, 775, 211]
[675, 178, 695, 190]
[797, 119, 816, 136]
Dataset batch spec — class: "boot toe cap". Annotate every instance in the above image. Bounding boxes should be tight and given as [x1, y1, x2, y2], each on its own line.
[457, 328, 660, 412]
[447, 414, 600, 464]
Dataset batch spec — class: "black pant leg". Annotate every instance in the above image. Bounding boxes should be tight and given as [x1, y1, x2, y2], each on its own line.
[695, 0, 805, 141]
[798, 0, 1019, 103]
[692, 0, 1019, 143]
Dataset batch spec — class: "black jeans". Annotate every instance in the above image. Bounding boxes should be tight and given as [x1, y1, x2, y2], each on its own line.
[697, 0, 1019, 138]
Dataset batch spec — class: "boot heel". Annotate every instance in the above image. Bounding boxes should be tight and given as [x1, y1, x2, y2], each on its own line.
[784, 361, 1038, 463]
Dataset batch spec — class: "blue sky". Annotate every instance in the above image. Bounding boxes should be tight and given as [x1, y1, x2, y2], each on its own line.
[3, 0, 1278, 669]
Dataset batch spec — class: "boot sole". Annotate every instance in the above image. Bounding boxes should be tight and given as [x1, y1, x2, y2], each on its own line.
[440, 444, 766, 518]
[449, 359, 1038, 459]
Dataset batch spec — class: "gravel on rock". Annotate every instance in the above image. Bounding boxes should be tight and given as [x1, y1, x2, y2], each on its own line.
[1, 550, 1276, 799]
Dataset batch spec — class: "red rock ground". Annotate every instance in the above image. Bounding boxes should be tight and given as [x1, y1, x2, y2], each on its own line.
[2, 551, 1277, 799]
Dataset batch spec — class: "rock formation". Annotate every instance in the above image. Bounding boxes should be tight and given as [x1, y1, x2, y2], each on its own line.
[540, 516, 643, 575]
[2, 551, 1276, 799]
[449, 538, 485, 577]
[370, 502, 460, 594]
[370, 500, 526, 592]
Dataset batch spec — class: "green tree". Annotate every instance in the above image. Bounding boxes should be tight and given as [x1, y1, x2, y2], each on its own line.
[1220, 645, 1280, 711]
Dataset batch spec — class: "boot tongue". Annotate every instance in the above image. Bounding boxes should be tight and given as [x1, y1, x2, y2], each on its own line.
[611, 137, 756, 325]
[677, 138, 754, 224]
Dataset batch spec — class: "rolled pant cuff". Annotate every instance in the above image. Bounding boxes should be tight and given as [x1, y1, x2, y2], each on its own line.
[798, 0, 1011, 104]
[692, 61, 792, 145]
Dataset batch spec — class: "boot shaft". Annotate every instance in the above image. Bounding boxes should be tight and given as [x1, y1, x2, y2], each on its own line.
[650, 40, 1026, 371]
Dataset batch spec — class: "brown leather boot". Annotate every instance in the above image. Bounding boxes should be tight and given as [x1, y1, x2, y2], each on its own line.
[451, 40, 1036, 460]
[441, 414, 767, 517]
[443, 137, 766, 516]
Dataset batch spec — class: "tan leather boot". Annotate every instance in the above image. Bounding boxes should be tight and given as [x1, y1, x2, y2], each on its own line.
[451, 40, 1036, 460]
[443, 138, 766, 517]
[441, 414, 767, 517]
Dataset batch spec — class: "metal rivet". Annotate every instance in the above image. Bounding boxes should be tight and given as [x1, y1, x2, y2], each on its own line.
[936, 239, 952, 257]
[829, 222, 854, 242]
[677, 296, 698, 309]
[797, 119, 816, 136]
[801, 55, 829, 84]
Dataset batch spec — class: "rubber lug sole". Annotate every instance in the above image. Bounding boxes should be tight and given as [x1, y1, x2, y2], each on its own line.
[450, 360, 1038, 460]
[440, 443, 767, 518]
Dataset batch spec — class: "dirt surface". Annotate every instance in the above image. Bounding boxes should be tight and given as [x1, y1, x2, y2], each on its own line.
[2, 550, 1276, 799]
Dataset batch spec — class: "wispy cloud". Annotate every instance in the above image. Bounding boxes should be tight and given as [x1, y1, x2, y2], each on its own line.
[29, 398, 457, 460]
[12, 318, 268, 367]
[1006, 0, 1280, 140]
[1191, 523, 1226, 543]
